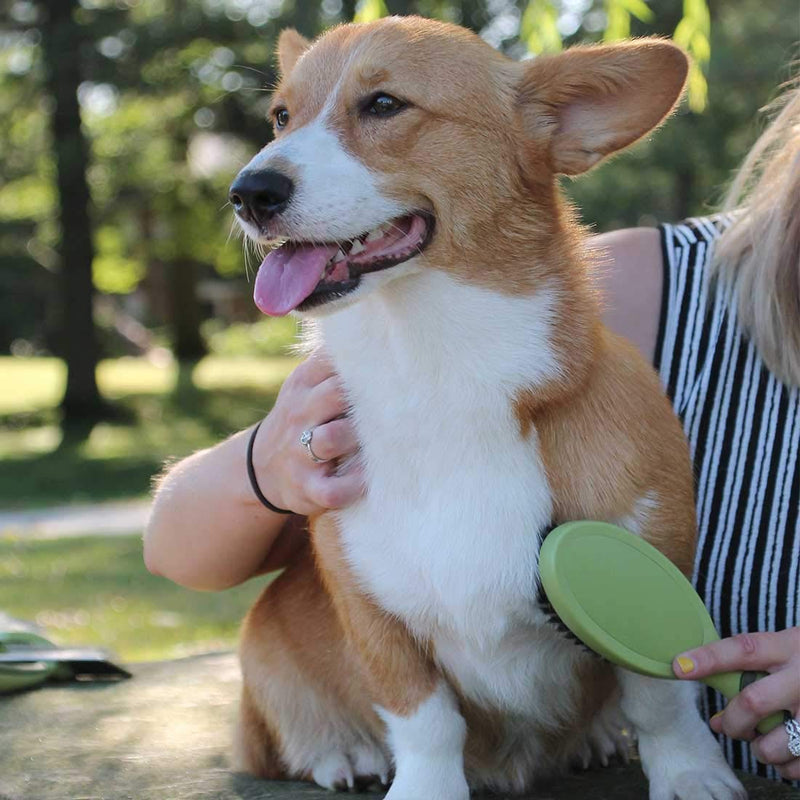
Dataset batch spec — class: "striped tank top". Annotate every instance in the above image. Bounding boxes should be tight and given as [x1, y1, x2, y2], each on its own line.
[655, 215, 800, 781]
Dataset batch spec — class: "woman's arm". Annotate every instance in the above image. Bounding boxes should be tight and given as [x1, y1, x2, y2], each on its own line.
[592, 226, 663, 363]
[143, 352, 363, 590]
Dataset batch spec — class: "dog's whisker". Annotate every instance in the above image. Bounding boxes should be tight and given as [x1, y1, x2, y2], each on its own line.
[232, 64, 271, 79]
[225, 219, 240, 248]
[243, 236, 263, 281]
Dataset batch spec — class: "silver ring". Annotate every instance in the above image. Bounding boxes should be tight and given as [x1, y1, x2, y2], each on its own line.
[300, 428, 327, 463]
[786, 717, 800, 758]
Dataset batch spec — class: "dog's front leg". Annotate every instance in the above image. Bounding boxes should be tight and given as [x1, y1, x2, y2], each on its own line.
[313, 516, 470, 800]
[617, 669, 747, 800]
[377, 680, 469, 800]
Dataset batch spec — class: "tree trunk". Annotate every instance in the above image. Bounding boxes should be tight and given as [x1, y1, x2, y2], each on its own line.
[167, 259, 207, 362]
[40, 0, 105, 424]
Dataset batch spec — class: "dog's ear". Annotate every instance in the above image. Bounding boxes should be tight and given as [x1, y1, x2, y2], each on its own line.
[517, 39, 688, 175]
[277, 29, 310, 76]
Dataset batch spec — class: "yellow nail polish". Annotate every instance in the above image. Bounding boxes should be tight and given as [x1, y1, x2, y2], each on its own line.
[677, 656, 695, 674]
[711, 711, 724, 721]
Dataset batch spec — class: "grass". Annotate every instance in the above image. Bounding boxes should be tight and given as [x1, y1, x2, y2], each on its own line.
[0, 352, 296, 661]
[0, 533, 271, 662]
[0, 355, 298, 508]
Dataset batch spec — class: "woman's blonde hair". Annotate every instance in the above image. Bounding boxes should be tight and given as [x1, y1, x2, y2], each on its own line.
[712, 84, 800, 387]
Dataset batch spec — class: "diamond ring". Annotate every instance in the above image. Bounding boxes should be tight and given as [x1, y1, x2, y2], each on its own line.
[300, 428, 327, 463]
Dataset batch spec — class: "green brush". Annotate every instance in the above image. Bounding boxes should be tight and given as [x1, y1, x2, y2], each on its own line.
[538, 520, 785, 735]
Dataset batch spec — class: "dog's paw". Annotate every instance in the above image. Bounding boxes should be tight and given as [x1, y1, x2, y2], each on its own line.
[585, 705, 632, 767]
[385, 757, 469, 800]
[639, 734, 746, 800]
[647, 768, 747, 800]
[311, 751, 355, 792]
[310, 742, 390, 792]
[351, 741, 392, 790]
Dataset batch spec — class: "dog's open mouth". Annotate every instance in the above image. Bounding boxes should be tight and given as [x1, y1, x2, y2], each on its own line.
[253, 212, 434, 316]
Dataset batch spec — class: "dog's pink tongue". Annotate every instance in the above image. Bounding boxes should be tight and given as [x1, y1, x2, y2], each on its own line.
[254, 243, 339, 316]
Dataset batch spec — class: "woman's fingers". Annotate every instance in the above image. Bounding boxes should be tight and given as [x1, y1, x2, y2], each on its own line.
[676, 627, 800, 773]
[248, 351, 362, 516]
[306, 467, 365, 510]
[304, 418, 359, 463]
[710, 670, 797, 740]
[291, 349, 337, 388]
[778, 759, 800, 780]
[751, 717, 800, 766]
[674, 629, 800, 679]
[305, 376, 349, 426]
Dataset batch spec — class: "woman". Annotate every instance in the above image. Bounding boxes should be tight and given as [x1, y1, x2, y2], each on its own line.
[144, 86, 800, 781]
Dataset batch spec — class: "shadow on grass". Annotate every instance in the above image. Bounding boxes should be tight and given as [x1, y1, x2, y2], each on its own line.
[0, 450, 165, 507]
[0, 373, 281, 508]
[166, 360, 273, 439]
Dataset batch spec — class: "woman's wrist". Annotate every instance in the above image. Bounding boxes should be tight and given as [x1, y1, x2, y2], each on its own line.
[246, 420, 292, 514]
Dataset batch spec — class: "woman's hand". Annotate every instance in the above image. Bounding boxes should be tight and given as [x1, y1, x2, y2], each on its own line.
[251, 351, 364, 516]
[673, 627, 800, 779]
[145, 351, 362, 590]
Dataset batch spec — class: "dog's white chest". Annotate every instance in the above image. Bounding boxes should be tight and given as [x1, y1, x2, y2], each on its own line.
[338, 411, 551, 635]
[318, 272, 559, 640]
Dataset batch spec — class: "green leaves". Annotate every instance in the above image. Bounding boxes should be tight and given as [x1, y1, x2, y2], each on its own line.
[603, 0, 655, 42]
[521, 0, 562, 55]
[93, 226, 145, 295]
[673, 0, 711, 112]
[354, 0, 390, 23]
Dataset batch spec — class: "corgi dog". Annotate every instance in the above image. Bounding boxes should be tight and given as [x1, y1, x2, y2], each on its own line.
[229, 16, 746, 800]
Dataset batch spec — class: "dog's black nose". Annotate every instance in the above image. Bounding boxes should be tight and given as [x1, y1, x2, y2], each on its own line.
[229, 170, 294, 227]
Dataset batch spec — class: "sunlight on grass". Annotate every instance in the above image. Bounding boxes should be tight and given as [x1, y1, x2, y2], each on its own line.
[193, 356, 297, 390]
[0, 354, 298, 507]
[0, 355, 298, 416]
[1, 357, 65, 415]
[0, 534, 272, 662]
[97, 357, 175, 397]
[0, 425, 60, 457]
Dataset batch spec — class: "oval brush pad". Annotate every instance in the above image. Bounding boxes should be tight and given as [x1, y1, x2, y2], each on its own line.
[538, 521, 784, 735]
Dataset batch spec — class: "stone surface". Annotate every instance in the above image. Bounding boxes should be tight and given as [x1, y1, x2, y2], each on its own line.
[0, 652, 796, 800]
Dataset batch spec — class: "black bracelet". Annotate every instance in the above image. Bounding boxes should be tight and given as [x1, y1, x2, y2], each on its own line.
[246, 421, 292, 514]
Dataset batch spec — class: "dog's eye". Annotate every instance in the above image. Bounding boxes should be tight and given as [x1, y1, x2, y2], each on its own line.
[274, 108, 290, 129]
[364, 93, 406, 117]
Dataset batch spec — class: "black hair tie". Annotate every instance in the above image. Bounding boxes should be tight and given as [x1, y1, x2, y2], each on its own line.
[247, 420, 292, 514]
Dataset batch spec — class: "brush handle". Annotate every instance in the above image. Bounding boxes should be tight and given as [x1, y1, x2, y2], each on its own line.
[702, 670, 785, 734]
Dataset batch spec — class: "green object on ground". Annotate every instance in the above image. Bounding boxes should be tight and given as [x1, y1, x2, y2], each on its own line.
[0, 630, 131, 694]
[0, 631, 58, 694]
[539, 521, 785, 735]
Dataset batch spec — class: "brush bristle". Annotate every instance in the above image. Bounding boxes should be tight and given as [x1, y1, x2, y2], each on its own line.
[537, 584, 599, 658]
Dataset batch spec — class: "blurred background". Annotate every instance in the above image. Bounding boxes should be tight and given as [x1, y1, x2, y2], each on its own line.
[0, 0, 797, 662]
